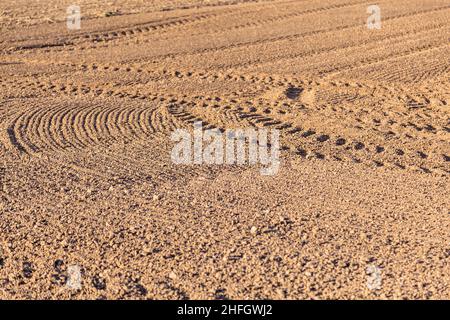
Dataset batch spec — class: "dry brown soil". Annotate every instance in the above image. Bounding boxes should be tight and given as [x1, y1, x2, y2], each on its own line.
[0, 0, 449, 299]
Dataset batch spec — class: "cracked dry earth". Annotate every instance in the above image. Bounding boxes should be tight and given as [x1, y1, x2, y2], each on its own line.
[0, 0, 449, 299]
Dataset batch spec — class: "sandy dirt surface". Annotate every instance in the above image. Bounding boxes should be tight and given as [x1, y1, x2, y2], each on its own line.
[0, 0, 449, 299]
